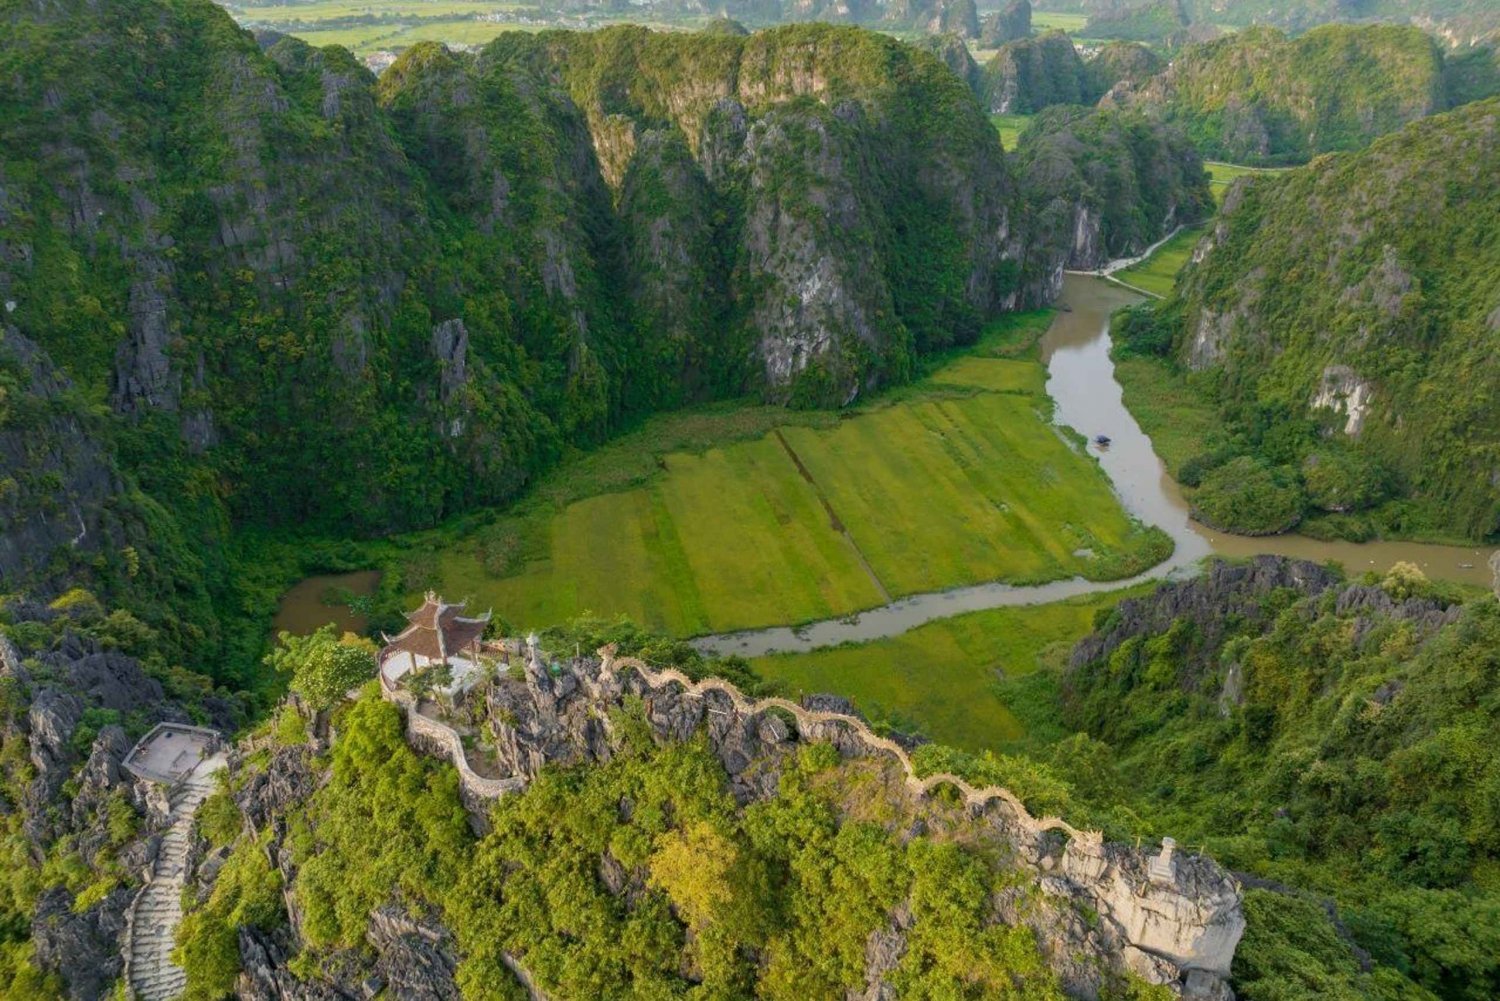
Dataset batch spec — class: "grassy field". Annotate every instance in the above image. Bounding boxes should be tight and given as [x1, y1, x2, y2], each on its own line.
[990, 113, 1033, 152]
[1206, 161, 1284, 203]
[1110, 225, 1204, 297]
[753, 588, 1142, 751]
[1112, 355, 1219, 475]
[405, 312, 1168, 638]
[1031, 11, 1089, 32]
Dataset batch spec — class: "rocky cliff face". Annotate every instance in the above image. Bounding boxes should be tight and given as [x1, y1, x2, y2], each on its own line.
[984, 30, 1091, 113]
[1103, 23, 1449, 163]
[1164, 98, 1500, 538]
[981, 0, 1033, 47]
[1012, 106, 1212, 271]
[380, 25, 1044, 406]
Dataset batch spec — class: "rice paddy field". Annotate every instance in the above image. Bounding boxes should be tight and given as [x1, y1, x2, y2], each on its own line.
[1111, 224, 1204, 297]
[752, 588, 1141, 750]
[411, 312, 1167, 638]
[990, 113, 1033, 151]
[1205, 160, 1283, 203]
[225, 1, 682, 55]
[1030, 11, 1089, 32]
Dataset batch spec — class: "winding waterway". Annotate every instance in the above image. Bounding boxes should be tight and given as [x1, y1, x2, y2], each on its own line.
[693, 275, 1495, 658]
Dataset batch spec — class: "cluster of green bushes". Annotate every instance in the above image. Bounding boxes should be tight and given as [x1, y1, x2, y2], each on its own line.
[1056, 566, 1500, 999]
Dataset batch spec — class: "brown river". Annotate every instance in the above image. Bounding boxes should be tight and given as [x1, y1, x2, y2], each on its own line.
[694, 275, 1495, 657]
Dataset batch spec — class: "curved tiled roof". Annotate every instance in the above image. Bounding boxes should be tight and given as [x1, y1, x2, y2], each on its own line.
[386, 592, 490, 662]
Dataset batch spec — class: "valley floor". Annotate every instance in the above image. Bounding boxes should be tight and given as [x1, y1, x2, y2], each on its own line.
[406, 312, 1166, 638]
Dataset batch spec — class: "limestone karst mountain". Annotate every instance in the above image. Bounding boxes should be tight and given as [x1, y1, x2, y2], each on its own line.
[1151, 98, 1500, 539]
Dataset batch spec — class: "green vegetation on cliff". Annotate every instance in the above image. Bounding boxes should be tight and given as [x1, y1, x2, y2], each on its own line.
[1121, 98, 1500, 542]
[1107, 23, 1459, 164]
[181, 691, 1136, 999]
[1011, 105, 1212, 269]
[1054, 559, 1500, 1000]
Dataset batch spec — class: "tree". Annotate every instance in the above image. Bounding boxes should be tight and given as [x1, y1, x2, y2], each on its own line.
[265, 626, 376, 713]
[648, 821, 739, 932]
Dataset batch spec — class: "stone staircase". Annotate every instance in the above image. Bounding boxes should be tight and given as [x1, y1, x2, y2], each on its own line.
[126, 753, 226, 1001]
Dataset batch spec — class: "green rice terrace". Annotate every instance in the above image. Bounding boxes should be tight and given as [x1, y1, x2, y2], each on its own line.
[405, 313, 1168, 639]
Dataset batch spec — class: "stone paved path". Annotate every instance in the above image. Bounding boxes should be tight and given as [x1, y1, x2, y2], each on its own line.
[127, 752, 226, 1001]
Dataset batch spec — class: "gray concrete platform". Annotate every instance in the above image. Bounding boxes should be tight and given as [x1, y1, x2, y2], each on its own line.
[123, 723, 223, 786]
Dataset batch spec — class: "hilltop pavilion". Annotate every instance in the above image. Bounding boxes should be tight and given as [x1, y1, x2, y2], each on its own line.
[380, 592, 492, 693]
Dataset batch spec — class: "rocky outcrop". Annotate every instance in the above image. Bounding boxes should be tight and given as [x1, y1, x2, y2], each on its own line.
[234, 744, 321, 835]
[32, 885, 133, 1001]
[983, 31, 1088, 114]
[366, 906, 462, 1000]
[1103, 24, 1448, 163]
[880, 0, 979, 37]
[915, 32, 985, 95]
[1070, 557, 1341, 682]
[374, 641, 1245, 997]
[980, 0, 1032, 47]
[1012, 106, 1212, 270]
[237, 926, 358, 1001]
[1085, 40, 1164, 99]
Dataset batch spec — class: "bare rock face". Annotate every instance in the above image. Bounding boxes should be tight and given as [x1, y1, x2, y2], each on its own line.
[31, 885, 133, 1001]
[235, 745, 321, 834]
[738, 105, 902, 406]
[367, 906, 462, 1001]
[1058, 840, 1244, 979]
[238, 926, 359, 1001]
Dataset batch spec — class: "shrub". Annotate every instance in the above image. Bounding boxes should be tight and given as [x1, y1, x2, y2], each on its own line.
[1190, 456, 1305, 534]
[1302, 447, 1387, 513]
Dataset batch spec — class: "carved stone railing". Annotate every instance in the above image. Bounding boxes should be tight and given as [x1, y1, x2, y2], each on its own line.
[379, 662, 524, 803]
[598, 647, 1102, 849]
